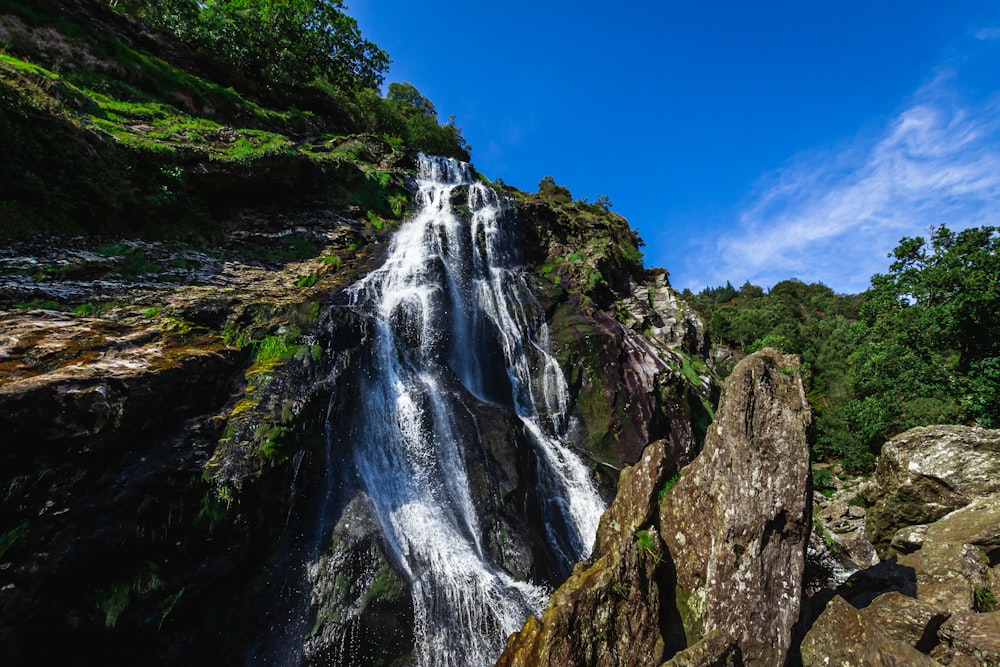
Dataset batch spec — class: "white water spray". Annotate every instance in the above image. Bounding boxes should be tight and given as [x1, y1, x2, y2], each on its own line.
[345, 155, 604, 667]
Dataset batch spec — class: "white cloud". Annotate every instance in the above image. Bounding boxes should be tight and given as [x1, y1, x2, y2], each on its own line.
[975, 27, 1000, 40]
[700, 72, 1000, 294]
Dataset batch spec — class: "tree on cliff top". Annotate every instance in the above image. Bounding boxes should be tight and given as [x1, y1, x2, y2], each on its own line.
[845, 224, 1000, 462]
[110, 0, 389, 91]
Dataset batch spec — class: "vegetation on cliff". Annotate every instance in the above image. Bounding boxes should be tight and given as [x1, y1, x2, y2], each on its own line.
[0, 0, 467, 238]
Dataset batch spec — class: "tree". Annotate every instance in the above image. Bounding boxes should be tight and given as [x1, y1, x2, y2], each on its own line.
[382, 82, 470, 159]
[110, 0, 389, 91]
[845, 224, 1000, 459]
[387, 82, 436, 117]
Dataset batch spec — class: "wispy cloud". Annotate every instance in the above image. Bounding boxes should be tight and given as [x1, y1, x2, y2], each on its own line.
[975, 27, 1000, 40]
[698, 71, 1000, 294]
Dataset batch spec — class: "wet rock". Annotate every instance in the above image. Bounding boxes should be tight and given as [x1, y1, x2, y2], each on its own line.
[801, 595, 940, 666]
[496, 439, 676, 667]
[867, 426, 1000, 555]
[303, 496, 414, 666]
[659, 348, 812, 666]
[548, 297, 701, 467]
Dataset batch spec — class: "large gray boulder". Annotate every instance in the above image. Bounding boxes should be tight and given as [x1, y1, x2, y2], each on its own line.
[867, 426, 1000, 554]
[659, 348, 813, 666]
[801, 596, 940, 666]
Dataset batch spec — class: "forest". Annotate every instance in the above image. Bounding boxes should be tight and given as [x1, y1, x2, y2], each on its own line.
[683, 223, 1000, 472]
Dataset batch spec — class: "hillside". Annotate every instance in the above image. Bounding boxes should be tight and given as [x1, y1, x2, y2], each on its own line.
[3, 2, 998, 666]
[0, 3, 712, 664]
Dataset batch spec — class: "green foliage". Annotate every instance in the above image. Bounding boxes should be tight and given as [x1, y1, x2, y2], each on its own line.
[658, 472, 681, 501]
[635, 529, 660, 562]
[537, 175, 572, 202]
[683, 278, 863, 467]
[812, 467, 833, 491]
[845, 225, 1000, 460]
[747, 333, 794, 354]
[343, 82, 470, 159]
[974, 584, 999, 612]
[109, 0, 389, 93]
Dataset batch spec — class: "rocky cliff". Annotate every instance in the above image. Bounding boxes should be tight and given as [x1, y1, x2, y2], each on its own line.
[497, 348, 813, 666]
[0, 3, 714, 663]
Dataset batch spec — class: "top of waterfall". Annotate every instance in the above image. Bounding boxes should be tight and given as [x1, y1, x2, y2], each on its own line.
[418, 153, 474, 186]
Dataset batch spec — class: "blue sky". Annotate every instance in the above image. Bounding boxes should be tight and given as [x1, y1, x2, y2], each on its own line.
[350, 1, 1000, 294]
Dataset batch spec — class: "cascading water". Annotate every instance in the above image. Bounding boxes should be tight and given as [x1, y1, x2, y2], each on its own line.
[341, 154, 604, 666]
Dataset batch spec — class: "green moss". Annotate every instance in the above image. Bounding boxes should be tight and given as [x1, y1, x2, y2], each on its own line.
[72, 301, 114, 317]
[974, 584, 999, 612]
[358, 565, 404, 615]
[15, 299, 61, 310]
[658, 472, 681, 502]
[295, 272, 319, 288]
[254, 335, 294, 362]
[0, 519, 29, 559]
[258, 424, 291, 461]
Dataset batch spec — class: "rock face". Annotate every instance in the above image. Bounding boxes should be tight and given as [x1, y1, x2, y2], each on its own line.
[803, 426, 1000, 666]
[520, 193, 714, 470]
[498, 349, 813, 667]
[495, 439, 676, 667]
[867, 425, 1000, 554]
[800, 595, 940, 666]
[659, 348, 812, 666]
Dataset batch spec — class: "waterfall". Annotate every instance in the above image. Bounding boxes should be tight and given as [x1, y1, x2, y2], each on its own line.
[342, 154, 604, 667]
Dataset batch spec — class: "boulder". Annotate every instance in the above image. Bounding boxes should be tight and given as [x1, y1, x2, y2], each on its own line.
[898, 495, 1000, 613]
[658, 348, 812, 666]
[937, 610, 1000, 665]
[801, 595, 940, 666]
[867, 426, 1000, 554]
[596, 438, 673, 556]
[804, 494, 1000, 664]
[861, 592, 949, 652]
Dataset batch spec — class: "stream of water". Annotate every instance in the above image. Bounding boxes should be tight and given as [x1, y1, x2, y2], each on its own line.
[340, 155, 604, 666]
